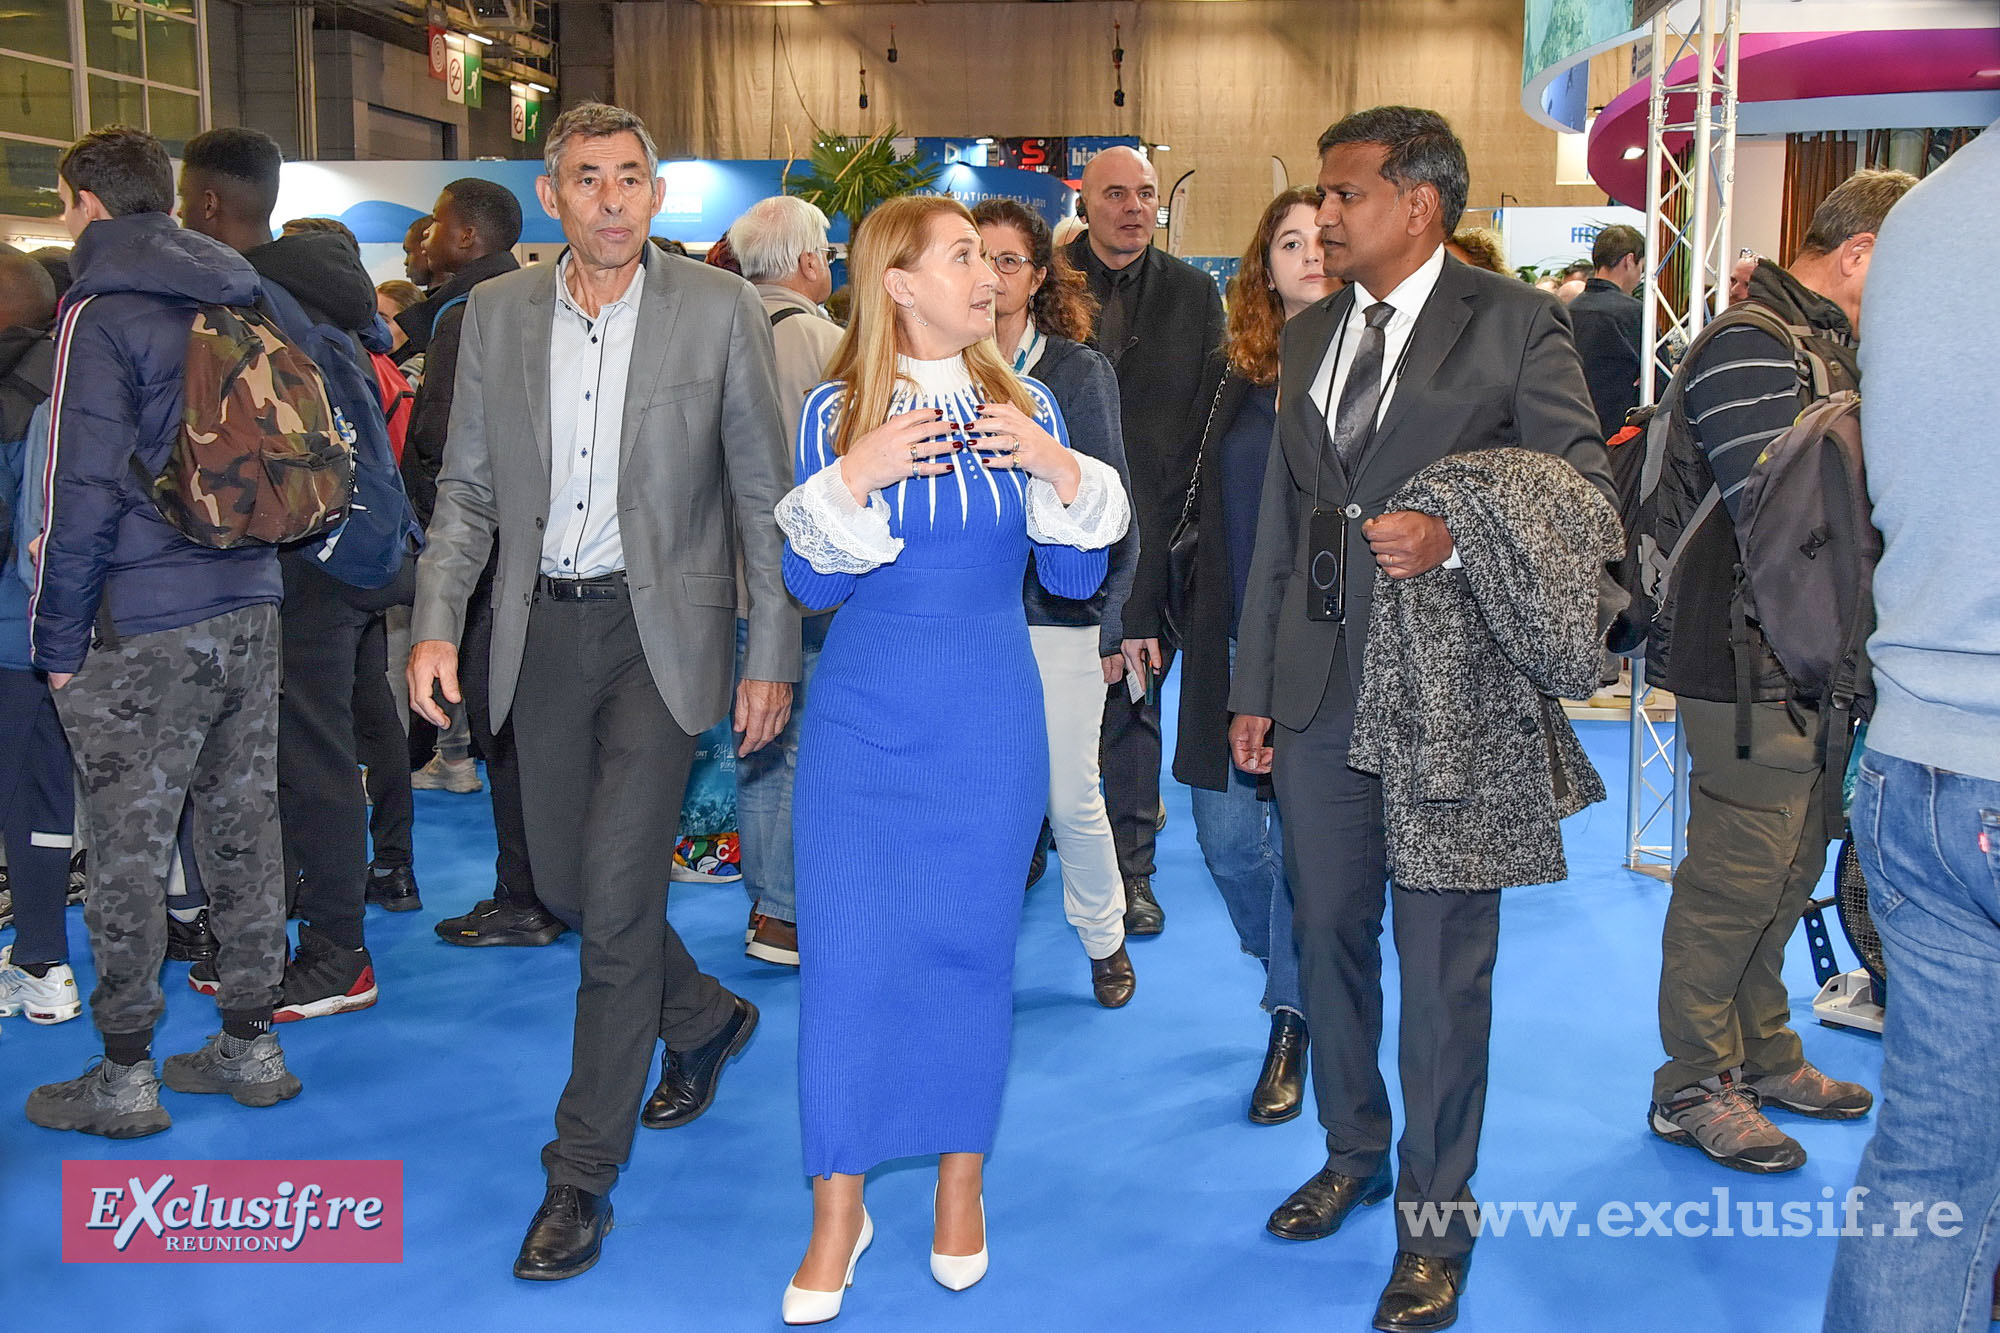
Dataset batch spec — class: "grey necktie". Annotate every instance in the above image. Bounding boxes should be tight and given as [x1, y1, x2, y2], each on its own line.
[1331, 301, 1397, 469]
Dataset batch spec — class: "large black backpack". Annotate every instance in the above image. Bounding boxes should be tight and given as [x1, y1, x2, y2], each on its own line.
[1612, 303, 1876, 836]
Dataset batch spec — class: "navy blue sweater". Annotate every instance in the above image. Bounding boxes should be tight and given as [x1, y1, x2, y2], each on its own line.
[31, 213, 281, 673]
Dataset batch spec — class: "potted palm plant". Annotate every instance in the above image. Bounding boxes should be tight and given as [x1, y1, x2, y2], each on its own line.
[785, 127, 942, 239]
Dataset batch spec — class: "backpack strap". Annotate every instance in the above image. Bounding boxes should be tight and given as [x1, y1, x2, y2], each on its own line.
[429, 293, 470, 341]
[768, 305, 808, 329]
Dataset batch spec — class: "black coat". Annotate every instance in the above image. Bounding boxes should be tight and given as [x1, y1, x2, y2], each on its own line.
[1172, 352, 1256, 792]
[1021, 334, 1140, 653]
[1066, 237, 1225, 641]
[397, 250, 521, 526]
[1567, 277, 1644, 438]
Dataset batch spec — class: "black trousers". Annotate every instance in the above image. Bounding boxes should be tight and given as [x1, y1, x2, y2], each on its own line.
[278, 552, 372, 952]
[1271, 642, 1500, 1259]
[460, 558, 539, 907]
[511, 585, 734, 1195]
[352, 614, 413, 871]
[1100, 640, 1176, 880]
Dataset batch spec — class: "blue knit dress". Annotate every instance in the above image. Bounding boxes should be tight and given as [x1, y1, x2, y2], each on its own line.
[783, 355, 1113, 1178]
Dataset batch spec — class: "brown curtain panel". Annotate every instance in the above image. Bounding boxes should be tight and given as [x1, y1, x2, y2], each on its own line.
[1780, 131, 1858, 263]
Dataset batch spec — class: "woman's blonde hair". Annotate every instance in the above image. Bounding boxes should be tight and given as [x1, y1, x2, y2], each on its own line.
[824, 194, 1036, 456]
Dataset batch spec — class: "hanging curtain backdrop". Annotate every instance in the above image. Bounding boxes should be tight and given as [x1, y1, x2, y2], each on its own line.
[1780, 126, 1982, 263]
[612, 0, 1609, 258]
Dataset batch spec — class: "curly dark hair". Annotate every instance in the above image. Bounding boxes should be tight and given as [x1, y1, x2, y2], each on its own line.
[969, 199, 1098, 346]
[1226, 186, 1324, 386]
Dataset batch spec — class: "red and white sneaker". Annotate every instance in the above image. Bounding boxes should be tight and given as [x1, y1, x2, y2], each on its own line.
[273, 925, 378, 1023]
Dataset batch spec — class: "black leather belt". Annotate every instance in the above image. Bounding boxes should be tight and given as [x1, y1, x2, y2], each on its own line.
[537, 571, 627, 601]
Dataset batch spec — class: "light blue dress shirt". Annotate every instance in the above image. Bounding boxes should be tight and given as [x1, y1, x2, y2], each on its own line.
[543, 252, 644, 578]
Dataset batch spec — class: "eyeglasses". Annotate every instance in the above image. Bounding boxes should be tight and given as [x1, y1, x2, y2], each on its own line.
[988, 252, 1035, 276]
[820, 247, 838, 263]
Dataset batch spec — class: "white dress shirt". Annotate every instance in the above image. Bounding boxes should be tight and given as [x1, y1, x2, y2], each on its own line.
[1306, 243, 1460, 567]
[543, 252, 644, 578]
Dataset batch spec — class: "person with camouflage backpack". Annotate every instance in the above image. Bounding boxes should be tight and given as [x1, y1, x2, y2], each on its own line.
[1646, 168, 1915, 1176]
[26, 127, 301, 1137]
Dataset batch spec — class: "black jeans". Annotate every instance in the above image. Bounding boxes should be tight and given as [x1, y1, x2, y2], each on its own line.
[511, 585, 734, 1195]
[459, 558, 539, 907]
[1100, 640, 1176, 880]
[352, 614, 413, 871]
[278, 553, 372, 952]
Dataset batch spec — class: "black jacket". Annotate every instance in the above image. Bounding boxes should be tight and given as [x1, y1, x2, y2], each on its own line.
[397, 250, 521, 525]
[1021, 333, 1139, 653]
[1066, 236, 1225, 641]
[1172, 353, 1256, 792]
[247, 232, 379, 334]
[1567, 276, 1643, 438]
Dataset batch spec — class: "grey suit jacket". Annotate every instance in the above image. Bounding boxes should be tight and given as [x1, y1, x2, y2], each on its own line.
[412, 243, 801, 731]
[1229, 254, 1614, 732]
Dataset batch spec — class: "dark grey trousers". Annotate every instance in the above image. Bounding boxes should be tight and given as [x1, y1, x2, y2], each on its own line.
[1272, 645, 1501, 1258]
[53, 604, 287, 1034]
[1101, 640, 1176, 880]
[510, 586, 733, 1195]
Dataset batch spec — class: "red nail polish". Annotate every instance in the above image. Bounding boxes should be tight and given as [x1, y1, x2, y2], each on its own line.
[942, 464, 956, 473]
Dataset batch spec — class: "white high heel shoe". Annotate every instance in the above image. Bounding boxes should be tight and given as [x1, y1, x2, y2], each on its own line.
[930, 1189, 988, 1291]
[782, 1209, 873, 1325]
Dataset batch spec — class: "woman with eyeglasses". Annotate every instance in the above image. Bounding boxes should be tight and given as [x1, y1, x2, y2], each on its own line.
[774, 195, 1129, 1323]
[1174, 186, 1335, 1127]
[971, 199, 1141, 1008]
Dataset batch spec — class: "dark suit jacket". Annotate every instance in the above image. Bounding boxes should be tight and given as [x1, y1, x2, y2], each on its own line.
[1229, 253, 1614, 732]
[1066, 236, 1225, 640]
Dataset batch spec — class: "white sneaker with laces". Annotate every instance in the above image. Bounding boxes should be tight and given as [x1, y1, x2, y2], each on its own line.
[0, 945, 83, 1025]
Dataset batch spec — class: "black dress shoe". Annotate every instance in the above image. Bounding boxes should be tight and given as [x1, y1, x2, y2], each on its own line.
[166, 909, 217, 963]
[513, 1183, 612, 1281]
[1372, 1251, 1468, 1331]
[1123, 877, 1165, 936]
[365, 864, 423, 913]
[1025, 820, 1052, 891]
[1249, 1009, 1307, 1124]
[1266, 1163, 1392, 1241]
[641, 995, 759, 1129]
[434, 896, 567, 947]
[1090, 944, 1136, 1008]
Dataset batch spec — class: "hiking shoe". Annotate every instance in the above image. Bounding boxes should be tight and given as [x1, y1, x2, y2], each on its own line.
[274, 924, 378, 1022]
[25, 1057, 171, 1138]
[166, 908, 218, 963]
[163, 1032, 303, 1107]
[412, 755, 482, 794]
[1650, 1071, 1806, 1173]
[0, 946, 82, 1025]
[1743, 1062, 1874, 1119]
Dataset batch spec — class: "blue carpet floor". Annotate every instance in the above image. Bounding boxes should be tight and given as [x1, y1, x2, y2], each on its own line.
[1, 714, 1886, 1332]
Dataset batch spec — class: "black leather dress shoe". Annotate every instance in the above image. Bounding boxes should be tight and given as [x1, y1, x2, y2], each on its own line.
[641, 995, 759, 1129]
[1249, 1009, 1307, 1124]
[434, 896, 567, 947]
[1372, 1251, 1468, 1331]
[1090, 945, 1136, 1008]
[512, 1183, 612, 1281]
[1122, 878, 1165, 936]
[1266, 1163, 1392, 1241]
[365, 864, 423, 913]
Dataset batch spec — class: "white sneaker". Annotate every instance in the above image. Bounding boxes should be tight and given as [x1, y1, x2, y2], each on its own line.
[0, 945, 83, 1025]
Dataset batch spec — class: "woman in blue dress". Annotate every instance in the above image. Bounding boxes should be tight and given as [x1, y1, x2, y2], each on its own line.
[774, 195, 1129, 1324]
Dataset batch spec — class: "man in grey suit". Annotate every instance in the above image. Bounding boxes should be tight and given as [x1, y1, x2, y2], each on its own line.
[1228, 107, 1612, 1331]
[409, 103, 799, 1281]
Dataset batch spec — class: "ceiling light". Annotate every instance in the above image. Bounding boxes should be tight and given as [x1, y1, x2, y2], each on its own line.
[1153, 144, 1171, 152]
[1977, 68, 2000, 78]
[527, 81, 549, 93]
[976, 137, 995, 145]
[1622, 145, 1645, 160]
[463, 31, 492, 45]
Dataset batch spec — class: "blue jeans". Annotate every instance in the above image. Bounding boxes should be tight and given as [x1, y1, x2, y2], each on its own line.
[1190, 764, 1300, 1016]
[734, 613, 829, 924]
[1824, 748, 2000, 1333]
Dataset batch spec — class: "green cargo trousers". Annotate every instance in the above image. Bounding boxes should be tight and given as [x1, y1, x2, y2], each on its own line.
[1653, 697, 1827, 1102]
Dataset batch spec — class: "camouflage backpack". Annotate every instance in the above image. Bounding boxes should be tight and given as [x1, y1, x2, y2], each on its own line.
[139, 302, 355, 548]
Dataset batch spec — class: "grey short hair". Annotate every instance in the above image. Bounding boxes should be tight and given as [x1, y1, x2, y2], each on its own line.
[543, 101, 659, 182]
[727, 195, 831, 283]
[1318, 105, 1470, 236]
[1800, 168, 1917, 257]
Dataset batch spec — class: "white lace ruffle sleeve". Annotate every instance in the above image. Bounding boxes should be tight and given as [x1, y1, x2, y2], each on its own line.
[1023, 452, 1130, 551]
[775, 460, 905, 575]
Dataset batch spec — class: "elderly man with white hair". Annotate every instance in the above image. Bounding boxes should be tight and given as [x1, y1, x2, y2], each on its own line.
[723, 194, 845, 968]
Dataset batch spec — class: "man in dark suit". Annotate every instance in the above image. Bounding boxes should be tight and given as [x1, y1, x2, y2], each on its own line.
[409, 103, 799, 1281]
[1229, 107, 1612, 1330]
[1066, 146, 1225, 937]
[1567, 222, 1646, 438]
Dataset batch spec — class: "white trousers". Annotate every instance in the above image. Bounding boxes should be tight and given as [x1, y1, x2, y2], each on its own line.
[1028, 624, 1127, 960]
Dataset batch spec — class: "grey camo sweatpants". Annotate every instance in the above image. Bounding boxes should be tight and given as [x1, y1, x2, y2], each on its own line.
[52, 603, 287, 1035]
